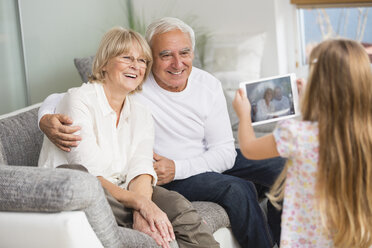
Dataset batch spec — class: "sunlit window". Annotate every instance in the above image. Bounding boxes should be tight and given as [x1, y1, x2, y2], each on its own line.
[297, 6, 372, 64]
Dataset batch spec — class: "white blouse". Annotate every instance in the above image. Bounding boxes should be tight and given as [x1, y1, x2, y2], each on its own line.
[38, 83, 157, 189]
[255, 98, 275, 121]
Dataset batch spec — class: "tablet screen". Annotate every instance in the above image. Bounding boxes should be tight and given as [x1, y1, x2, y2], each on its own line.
[239, 73, 299, 126]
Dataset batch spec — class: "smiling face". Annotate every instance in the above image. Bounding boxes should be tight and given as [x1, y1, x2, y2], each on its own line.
[103, 43, 147, 95]
[274, 87, 282, 100]
[151, 29, 194, 92]
[264, 88, 273, 102]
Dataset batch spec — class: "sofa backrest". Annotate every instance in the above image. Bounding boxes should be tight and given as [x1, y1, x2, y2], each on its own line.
[0, 105, 43, 167]
[74, 56, 94, 83]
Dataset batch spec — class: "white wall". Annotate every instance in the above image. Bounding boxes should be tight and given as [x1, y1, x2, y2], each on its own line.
[16, 0, 297, 105]
[20, 0, 128, 104]
[133, 0, 281, 78]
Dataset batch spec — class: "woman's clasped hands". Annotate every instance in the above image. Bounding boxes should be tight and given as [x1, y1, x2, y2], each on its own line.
[133, 195, 175, 248]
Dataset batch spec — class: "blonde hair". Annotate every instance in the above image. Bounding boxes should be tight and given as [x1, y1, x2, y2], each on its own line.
[263, 88, 273, 100]
[89, 27, 152, 93]
[268, 39, 372, 247]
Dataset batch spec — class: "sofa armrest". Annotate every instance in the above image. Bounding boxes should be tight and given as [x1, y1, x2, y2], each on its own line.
[0, 165, 122, 248]
[0, 211, 103, 248]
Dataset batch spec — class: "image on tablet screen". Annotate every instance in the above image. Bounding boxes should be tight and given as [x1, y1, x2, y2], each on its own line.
[244, 75, 295, 123]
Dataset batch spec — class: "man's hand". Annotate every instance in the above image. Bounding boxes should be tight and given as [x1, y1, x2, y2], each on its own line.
[153, 153, 175, 185]
[39, 114, 81, 152]
[133, 210, 171, 248]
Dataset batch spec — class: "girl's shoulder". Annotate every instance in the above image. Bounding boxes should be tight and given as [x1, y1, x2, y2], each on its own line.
[273, 119, 318, 158]
[276, 118, 318, 135]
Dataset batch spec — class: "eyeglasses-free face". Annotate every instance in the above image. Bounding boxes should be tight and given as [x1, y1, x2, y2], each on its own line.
[151, 29, 194, 92]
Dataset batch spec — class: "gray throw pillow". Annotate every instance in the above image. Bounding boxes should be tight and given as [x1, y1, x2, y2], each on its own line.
[74, 56, 94, 83]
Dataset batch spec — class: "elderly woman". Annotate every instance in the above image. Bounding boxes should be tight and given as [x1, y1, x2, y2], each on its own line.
[38, 27, 218, 248]
[255, 87, 275, 121]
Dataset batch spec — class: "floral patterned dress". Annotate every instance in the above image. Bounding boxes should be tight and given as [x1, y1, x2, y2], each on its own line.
[273, 119, 333, 247]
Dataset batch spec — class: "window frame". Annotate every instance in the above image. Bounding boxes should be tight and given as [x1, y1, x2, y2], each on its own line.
[291, 0, 372, 6]
[287, 0, 372, 79]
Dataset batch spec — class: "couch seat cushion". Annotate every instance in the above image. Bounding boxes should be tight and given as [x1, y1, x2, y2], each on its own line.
[192, 201, 230, 233]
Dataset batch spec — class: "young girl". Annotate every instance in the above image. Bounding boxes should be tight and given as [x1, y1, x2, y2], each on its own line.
[233, 39, 372, 247]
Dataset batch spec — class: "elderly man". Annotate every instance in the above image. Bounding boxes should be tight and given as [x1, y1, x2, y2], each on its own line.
[272, 86, 291, 116]
[38, 18, 284, 248]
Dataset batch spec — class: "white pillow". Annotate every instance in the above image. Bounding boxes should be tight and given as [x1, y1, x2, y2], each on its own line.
[204, 32, 268, 134]
[213, 71, 254, 91]
[205, 32, 267, 90]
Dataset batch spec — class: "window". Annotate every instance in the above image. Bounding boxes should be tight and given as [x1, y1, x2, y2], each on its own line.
[292, 1, 372, 64]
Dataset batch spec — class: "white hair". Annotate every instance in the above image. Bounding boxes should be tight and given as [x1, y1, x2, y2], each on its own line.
[145, 17, 195, 50]
[274, 85, 283, 91]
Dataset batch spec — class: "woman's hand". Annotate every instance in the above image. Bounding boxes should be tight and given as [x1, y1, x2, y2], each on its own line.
[133, 210, 172, 248]
[233, 88, 252, 120]
[97, 177, 175, 246]
[135, 196, 175, 243]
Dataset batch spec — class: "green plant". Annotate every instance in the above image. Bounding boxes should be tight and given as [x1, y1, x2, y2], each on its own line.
[121, 0, 147, 35]
[183, 15, 212, 69]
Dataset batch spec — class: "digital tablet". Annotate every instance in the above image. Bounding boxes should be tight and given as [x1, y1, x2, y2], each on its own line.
[239, 73, 299, 126]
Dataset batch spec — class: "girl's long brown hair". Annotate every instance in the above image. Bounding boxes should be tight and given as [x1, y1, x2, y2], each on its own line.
[268, 39, 372, 247]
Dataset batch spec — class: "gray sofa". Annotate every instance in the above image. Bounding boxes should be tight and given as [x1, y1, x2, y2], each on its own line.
[0, 104, 237, 247]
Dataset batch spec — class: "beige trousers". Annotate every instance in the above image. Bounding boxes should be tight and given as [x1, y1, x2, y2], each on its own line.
[58, 164, 219, 248]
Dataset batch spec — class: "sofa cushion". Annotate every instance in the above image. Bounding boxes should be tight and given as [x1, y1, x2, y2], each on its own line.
[192, 201, 230, 233]
[0, 107, 43, 167]
[119, 226, 167, 248]
[74, 56, 94, 83]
